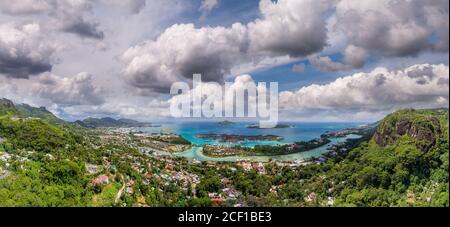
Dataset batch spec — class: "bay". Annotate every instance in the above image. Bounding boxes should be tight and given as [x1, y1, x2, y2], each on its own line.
[136, 122, 365, 162]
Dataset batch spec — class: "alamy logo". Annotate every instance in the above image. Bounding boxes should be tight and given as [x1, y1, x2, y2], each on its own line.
[170, 74, 279, 128]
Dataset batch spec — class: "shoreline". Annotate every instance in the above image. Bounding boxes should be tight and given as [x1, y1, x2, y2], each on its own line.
[149, 134, 362, 163]
[121, 123, 374, 163]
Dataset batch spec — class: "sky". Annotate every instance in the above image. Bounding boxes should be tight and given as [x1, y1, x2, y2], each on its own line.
[0, 0, 449, 122]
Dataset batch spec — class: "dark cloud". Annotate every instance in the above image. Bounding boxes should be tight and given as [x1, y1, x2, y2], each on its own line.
[0, 23, 56, 79]
[0, 54, 52, 78]
[332, 0, 449, 67]
[62, 19, 104, 40]
[33, 73, 105, 106]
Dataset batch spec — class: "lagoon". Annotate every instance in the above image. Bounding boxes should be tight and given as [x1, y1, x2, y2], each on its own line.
[137, 121, 363, 146]
[138, 122, 364, 162]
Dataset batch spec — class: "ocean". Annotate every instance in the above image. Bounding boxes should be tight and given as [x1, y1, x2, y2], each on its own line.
[138, 121, 363, 146]
[135, 122, 364, 162]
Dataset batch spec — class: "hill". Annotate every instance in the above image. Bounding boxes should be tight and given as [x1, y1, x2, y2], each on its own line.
[15, 104, 66, 126]
[0, 98, 16, 116]
[0, 98, 65, 125]
[291, 108, 449, 207]
[75, 117, 151, 128]
[0, 104, 448, 207]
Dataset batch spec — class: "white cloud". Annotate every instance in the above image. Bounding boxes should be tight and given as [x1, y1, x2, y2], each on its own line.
[0, 0, 52, 15]
[32, 72, 104, 106]
[121, 23, 250, 93]
[309, 56, 349, 72]
[1, 0, 449, 122]
[323, 0, 449, 71]
[280, 64, 449, 111]
[168, 74, 269, 118]
[247, 0, 328, 57]
[121, 0, 329, 93]
[0, 72, 104, 108]
[308, 45, 367, 72]
[0, 0, 105, 39]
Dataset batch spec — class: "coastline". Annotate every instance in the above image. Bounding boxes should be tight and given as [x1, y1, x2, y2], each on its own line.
[149, 134, 361, 163]
[118, 122, 373, 163]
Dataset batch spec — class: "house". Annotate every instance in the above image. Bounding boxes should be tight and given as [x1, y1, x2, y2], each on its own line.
[211, 197, 225, 203]
[86, 164, 100, 174]
[222, 187, 241, 199]
[208, 192, 219, 198]
[126, 187, 134, 194]
[287, 144, 300, 151]
[92, 175, 109, 186]
[253, 163, 266, 174]
[240, 162, 252, 171]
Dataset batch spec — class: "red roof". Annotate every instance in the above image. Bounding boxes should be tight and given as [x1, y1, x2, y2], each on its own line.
[211, 198, 225, 202]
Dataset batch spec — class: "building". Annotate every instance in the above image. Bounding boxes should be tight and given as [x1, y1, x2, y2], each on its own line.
[92, 175, 109, 186]
[86, 164, 100, 175]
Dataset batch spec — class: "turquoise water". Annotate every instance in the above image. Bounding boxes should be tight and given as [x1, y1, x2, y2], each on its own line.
[138, 122, 364, 162]
[151, 135, 361, 162]
[138, 122, 362, 146]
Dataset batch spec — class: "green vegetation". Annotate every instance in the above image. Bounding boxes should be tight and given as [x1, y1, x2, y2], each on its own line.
[267, 109, 449, 207]
[0, 98, 448, 207]
[203, 138, 331, 157]
[15, 104, 65, 126]
[75, 117, 150, 128]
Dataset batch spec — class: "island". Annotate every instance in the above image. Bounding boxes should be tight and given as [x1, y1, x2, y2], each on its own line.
[200, 124, 377, 158]
[202, 137, 331, 157]
[196, 133, 284, 143]
[218, 120, 235, 126]
[246, 123, 291, 129]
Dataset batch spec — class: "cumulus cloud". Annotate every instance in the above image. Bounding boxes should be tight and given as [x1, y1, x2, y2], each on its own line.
[168, 74, 270, 118]
[121, 0, 330, 93]
[0, 72, 104, 107]
[280, 64, 449, 111]
[121, 23, 249, 93]
[52, 0, 105, 40]
[247, 0, 328, 57]
[32, 72, 105, 106]
[324, 0, 449, 71]
[309, 56, 349, 72]
[309, 45, 367, 72]
[0, 0, 105, 40]
[62, 98, 171, 120]
[61, 19, 104, 40]
[0, 23, 57, 78]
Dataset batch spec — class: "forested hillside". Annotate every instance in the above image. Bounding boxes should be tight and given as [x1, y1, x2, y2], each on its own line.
[0, 99, 448, 207]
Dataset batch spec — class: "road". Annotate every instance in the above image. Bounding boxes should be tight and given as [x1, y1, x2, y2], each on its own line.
[114, 174, 126, 204]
